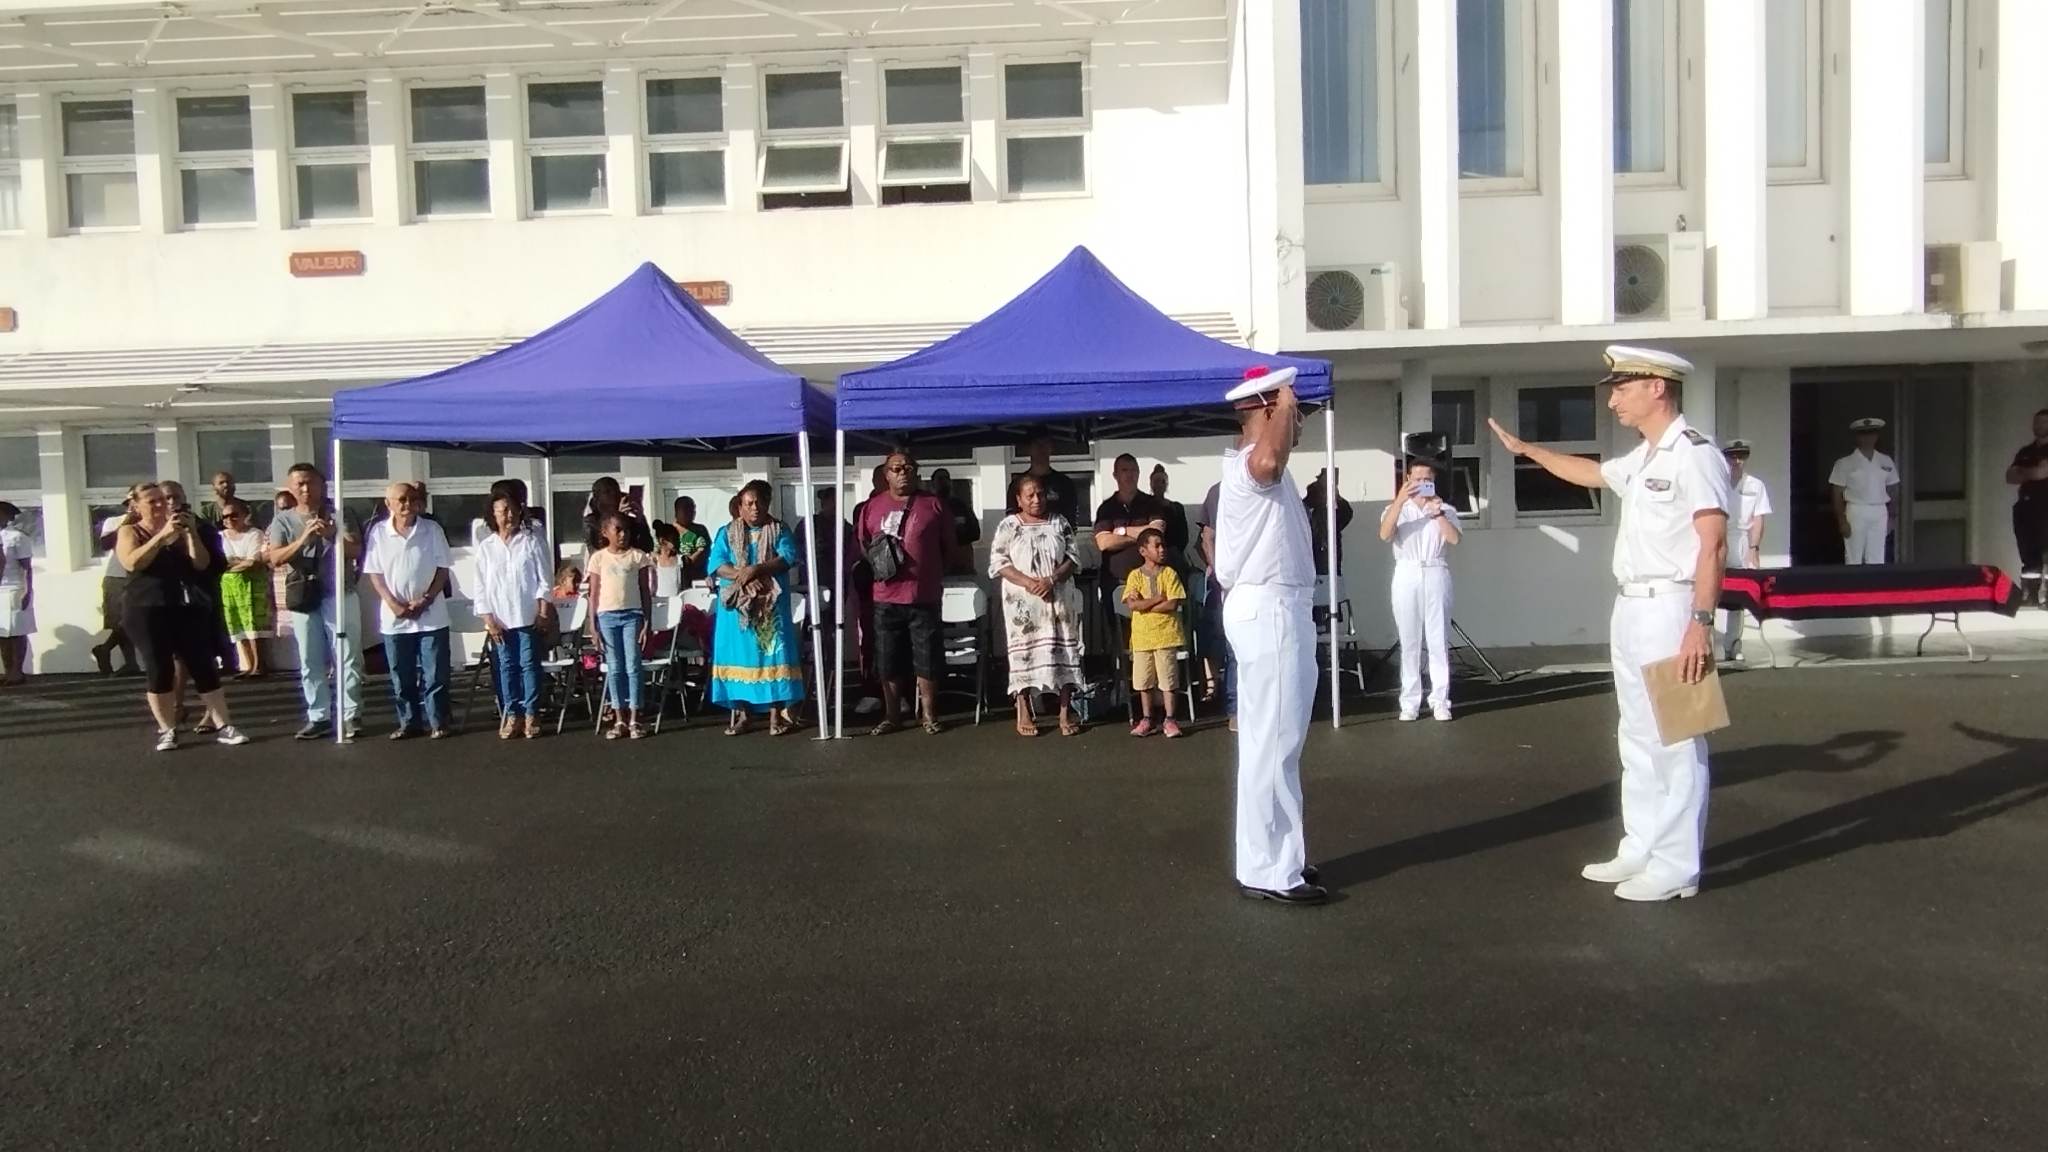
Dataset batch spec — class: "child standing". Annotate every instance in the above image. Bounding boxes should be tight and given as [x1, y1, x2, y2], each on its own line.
[1122, 528, 1187, 738]
[584, 514, 652, 739]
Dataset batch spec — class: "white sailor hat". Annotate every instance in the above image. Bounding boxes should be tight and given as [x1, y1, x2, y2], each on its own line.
[1599, 344, 1693, 385]
[1225, 364, 1300, 409]
[1723, 439, 1753, 457]
[1851, 417, 1886, 433]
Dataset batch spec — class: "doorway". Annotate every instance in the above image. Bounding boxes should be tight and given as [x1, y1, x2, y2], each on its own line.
[1788, 367, 1971, 566]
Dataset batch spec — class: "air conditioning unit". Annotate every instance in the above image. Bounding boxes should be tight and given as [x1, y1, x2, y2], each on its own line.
[1924, 241, 2002, 314]
[1305, 264, 1407, 332]
[1613, 233, 1706, 322]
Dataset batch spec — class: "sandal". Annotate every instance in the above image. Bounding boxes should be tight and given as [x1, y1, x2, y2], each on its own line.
[1059, 713, 1083, 737]
[605, 722, 627, 741]
[922, 719, 945, 735]
[767, 716, 793, 737]
[1015, 716, 1040, 737]
[724, 713, 750, 737]
[868, 719, 900, 737]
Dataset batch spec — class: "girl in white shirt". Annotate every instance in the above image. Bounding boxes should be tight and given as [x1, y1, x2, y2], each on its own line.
[0, 501, 34, 684]
[1378, 459, 1462, 721]
[474, 492, 556, 739]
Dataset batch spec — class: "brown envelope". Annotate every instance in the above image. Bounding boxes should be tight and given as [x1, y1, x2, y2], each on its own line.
[1641, 656, 1731, 745]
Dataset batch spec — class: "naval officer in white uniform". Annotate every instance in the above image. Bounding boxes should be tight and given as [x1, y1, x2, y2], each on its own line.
[1489, 345, 1732, 902]
[1720, 439, 1771, 662]
[1378, 455, 1461, 721]
[1216, 365, 1325, 905]
[1829, 418, 1898, 565]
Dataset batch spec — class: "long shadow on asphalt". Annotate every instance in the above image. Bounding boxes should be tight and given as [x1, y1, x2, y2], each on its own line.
[1317, 728, 1907, 892]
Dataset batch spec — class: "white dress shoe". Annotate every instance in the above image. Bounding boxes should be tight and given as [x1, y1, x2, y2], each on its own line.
[1614, 876, 1699, 902]
[1579, 856, 1648, 884]
[1398, 709, 1419, 722]
[1432, 706, 1452, 722]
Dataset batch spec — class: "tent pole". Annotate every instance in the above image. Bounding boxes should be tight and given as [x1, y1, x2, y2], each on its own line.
[331, 434, 348, 746]
[834, 430, 846, 740]
[798, 432, 827, 742]
[540, 455, 555, 559]
[1324, 404, 1340, 730]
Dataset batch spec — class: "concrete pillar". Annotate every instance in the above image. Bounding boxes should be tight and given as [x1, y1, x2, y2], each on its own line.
[847, 54, 878, 208]
[1702, 0, 1769, 319]
[725, 61, 759, 214]
[153, 423, 186, 495]
[1414, 0, 1459, 329]
[1993, 0, 2048, 308]
[605, 64, 642, 219]
[967, 49, 999, 201]
[1682, 358, 1717, 439]
[36, 426, 83, 572]
[1556, 0, 1615, 325]
[1241, 0, 1307, 349]
[268, 420, 299, 492]
[366, 73, 404, 228]
[484, 70, 523, 222]
[131, 84, 175, 234]
[1846, 0, 1926, 315]
[13, 89, 57, 238]
[250, 78, 289, 230]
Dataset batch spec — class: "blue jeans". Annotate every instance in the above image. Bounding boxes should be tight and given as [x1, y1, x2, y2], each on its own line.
[1203, 587, 1236, 714]
[491, 626, 543, 718]
[597, 609, 645, 713]
[383, 627, 451, 733]
[290, 591, 363, 725]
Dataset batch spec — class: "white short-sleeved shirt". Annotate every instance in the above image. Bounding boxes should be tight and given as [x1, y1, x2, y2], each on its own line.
[1213, 447, 1314, 591]
[1734, 474, 1773, 538]
[1828, 450, 1898, 505]
[361, 517, 453, 635]
[0, 527, 30, 590]
[473, 527, 553, 630]
[1389, 501, 1451, 566]
[100, 515, 130, 578]
[1598, 416, 1733, 586]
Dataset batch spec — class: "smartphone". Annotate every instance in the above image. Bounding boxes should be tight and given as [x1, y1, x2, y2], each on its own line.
[626, 484, 645, 508]
[1415, 480, 1436, 499]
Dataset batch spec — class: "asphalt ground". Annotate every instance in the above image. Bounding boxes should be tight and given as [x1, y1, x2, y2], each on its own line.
[2, 662, 2045, 1151]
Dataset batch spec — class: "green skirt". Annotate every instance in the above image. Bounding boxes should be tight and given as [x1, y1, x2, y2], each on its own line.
[220, 570, 270, 641]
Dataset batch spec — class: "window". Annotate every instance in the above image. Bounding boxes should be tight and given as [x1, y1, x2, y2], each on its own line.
[0, 436, 42, 556]
[1765, 0, 1821, 179]
[0, 102, 20, 232]
[1925, 0, 1964, 175]
[61, 99, 139, 230]
[1512, 386, 1602, 516]
[1002, 60, 1088, 197]
[1613, 0, 1676, 180]
[423, 448, 506, 541]
[83, 431, 156, 556]
[760, 70, 849, 209]
[174, 94, 255, 226]
[408, 85, 490, 219]
[309, 423, 395, 524]
[291, 90, 371, 223]
[1300, 0, 1390, 190]
[1430, 390, 1483, 518]
[645, 75, 725, 210]
[526, 80, 607, 214]
[880, 64, 970, 206]
[1456, 0, 1531, 185]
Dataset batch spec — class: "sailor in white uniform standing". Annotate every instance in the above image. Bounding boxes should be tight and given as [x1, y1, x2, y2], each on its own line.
[1829, 418, 1898, 565]
[1378, 455, 1461, 722]
[1489, 345, 1731, 902]
[1216, 364, 1325, 905]
[1719, 439, 1771, 662]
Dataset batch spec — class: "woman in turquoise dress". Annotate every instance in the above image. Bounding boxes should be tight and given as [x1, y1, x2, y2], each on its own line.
[707, 480, 805, 735]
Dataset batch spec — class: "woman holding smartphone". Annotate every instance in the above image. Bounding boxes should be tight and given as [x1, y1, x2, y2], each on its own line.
[1379, 457, 1462, 722]
[116, 482, 249, 751]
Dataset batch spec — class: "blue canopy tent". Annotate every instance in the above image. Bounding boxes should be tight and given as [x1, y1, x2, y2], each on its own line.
[831, 247, 1344, 734]
[326, 262, 837, 742]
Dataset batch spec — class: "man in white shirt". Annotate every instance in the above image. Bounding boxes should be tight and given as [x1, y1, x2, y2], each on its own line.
[1216, 365, 1324, 906]
[1829, 418, 1898, 565]
[1378, 457, 1462, 722]
[474, 491, 556, 739]
[91, 501, 140, 676]
[1491, 344, 1731, 902]
[1720, 440, 1772, 662]
[362, 482, 454, 739]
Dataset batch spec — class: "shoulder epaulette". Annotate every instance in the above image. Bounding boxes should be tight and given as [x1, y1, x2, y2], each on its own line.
[1681, 429, 1710, 447]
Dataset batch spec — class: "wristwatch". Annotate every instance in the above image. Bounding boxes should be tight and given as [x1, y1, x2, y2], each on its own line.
[1691, 610, 1714, 627]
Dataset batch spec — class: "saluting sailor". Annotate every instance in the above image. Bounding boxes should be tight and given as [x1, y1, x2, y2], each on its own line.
[1489, 345, 1731, 902]
[1830, 418, 1899, 565]
[1216, 364, 1324, 905]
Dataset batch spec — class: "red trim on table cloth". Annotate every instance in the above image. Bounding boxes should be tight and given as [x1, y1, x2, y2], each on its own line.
[1764, 586, 1997, 610]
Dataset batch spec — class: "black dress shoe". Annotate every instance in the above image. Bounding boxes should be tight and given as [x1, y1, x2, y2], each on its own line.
[1301, 865, 1320, 885]
[1239, 883, 1328, 905]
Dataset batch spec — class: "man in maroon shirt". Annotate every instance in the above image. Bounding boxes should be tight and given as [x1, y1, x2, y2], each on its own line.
[855, 450, 961, 734]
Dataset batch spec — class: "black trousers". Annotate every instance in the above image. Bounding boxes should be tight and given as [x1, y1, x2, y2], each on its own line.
[123, 603, 222, 695]
[2016, 501, 2048, 576]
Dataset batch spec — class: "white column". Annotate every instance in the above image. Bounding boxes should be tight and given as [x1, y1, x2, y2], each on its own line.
[725, 61, 759, 214]
[1556, 0, 1615, 325]
[484, 70, 523, 222]
[1846, 0, 1926, 315]
[1703, 0, 1769, 319]
[605, 63, 642, 219]
[1994, 0, 2048, 309]
[366, 73, 405, 227]
[250, 78, 290, 230]
[967, 49, 999, 201]
[1240, 0, 1306, 349]
[37, 427, 83, 572]
[847, 53, 879, 208]
[153, 422, 187, 493]
[132, 84, 175, 234]
[1414, 0, 1460, 329]
[15, 89, 57, 238]
[1398, 359, 1433, 454]
[1682, 358, 1717, 439]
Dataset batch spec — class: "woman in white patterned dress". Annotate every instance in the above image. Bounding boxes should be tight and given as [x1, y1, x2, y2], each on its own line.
[988, 473, 1086, 737]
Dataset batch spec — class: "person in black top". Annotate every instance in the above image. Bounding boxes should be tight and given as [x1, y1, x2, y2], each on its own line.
[928, 468, 983, 553]
[1305, 467, 1355, 577]
[1092, 454, 1168, 645]
[1008, 429, 1081, 525]
[1148, 464, 1190, 569]
[582, 477, 654, 553]
[114, 482, 248, 751]
[2006, 408, 2048, 605]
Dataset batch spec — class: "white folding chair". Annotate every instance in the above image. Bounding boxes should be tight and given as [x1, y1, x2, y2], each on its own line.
[1313, 576, 1367, 694]
[540, 595, 593, 734]
[442, 597, 495, 729]
[939, 583, 989, 725]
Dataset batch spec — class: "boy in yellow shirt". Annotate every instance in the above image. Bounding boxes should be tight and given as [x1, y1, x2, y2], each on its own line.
[1122, 528, 1188, 738]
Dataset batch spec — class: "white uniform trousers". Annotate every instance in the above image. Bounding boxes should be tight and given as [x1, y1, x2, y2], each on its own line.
[1844, 503, 1889, 565]
[1390, 561, 1452, 714]
[1609, 590, 1711, 886]
[1224, 583, 1316, 891]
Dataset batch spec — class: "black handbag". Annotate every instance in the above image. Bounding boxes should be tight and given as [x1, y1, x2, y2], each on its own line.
[863, 532, 903, 583]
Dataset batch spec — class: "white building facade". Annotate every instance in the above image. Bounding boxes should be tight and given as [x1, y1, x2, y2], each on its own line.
[1, 0, 2045, 672]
